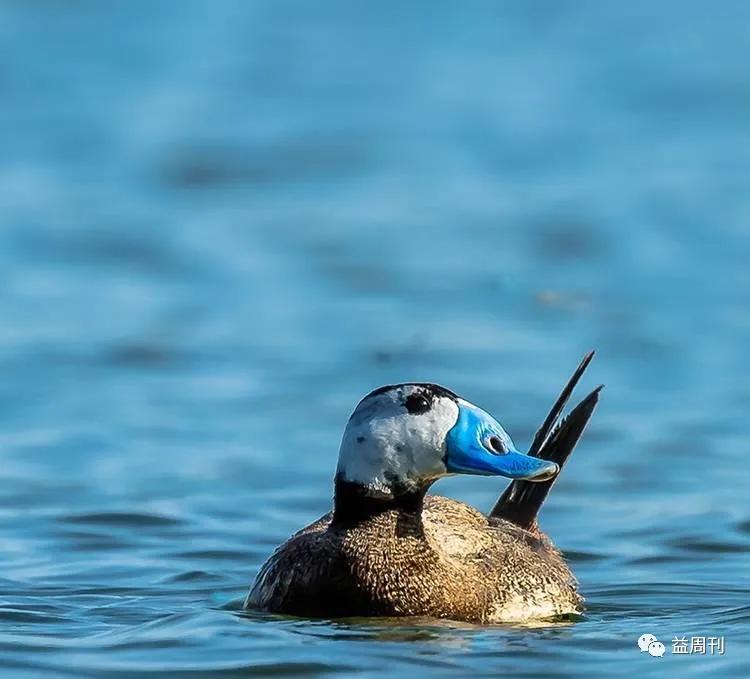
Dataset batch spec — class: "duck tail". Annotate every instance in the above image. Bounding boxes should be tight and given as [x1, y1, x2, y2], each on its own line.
[490, 351, 602, 530]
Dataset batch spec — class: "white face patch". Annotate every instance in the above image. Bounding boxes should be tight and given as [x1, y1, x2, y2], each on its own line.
[336, 385, 461, 495]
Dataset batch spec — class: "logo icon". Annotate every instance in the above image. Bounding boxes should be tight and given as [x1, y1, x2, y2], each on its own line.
[649, 641, 666, 657]
[638, 634, 665, 657]
[638, 633, 657, 652]
[637, 633, 726, 657]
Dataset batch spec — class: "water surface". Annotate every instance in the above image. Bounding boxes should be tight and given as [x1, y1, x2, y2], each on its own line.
[0, 1, 749, 676]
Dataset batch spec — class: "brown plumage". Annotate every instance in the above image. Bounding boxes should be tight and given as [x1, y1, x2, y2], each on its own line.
[245, 353, 600, 624]
[246, 493, 582, 623]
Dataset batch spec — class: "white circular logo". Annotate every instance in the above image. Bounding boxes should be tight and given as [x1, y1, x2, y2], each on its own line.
[638, 633, 658, 652]
[648, 641, 666, 658]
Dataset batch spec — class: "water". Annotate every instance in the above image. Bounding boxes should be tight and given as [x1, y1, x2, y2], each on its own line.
[0, 1, 749, 675]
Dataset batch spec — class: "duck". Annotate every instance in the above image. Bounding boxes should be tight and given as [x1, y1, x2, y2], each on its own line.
[245, 352, 601, 624]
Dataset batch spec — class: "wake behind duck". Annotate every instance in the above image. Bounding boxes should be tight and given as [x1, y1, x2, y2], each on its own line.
[246, 353, 601, 623]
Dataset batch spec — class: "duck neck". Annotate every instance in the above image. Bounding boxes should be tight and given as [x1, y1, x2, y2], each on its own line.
[331, 475, 428, 532]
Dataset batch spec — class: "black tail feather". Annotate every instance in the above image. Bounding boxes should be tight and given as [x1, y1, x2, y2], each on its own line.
[490, 352, 601, 528]
[529, 349, 595, 457]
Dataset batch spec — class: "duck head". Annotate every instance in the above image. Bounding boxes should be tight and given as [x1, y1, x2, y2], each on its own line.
[336, 383, 558, 501]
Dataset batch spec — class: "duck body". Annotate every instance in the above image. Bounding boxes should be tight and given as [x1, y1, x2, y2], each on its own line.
[246, 359, 600, 624]
[247, 492, 581, 623]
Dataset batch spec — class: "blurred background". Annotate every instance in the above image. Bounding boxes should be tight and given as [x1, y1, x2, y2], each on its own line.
[0, 1, 748, 676]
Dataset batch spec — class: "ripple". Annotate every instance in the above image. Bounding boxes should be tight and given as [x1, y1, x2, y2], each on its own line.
[0, 607, 69, 625]
[161, 570, 219, 584]
[103, 662, 357, 676]
[171, 549, 255, 561]
[562, 550, 609, 563]
[665, 537, 750, 554]
[104, 343, 185, 369]
[57, 513, 185, 528]
[57, 530, 137, 550]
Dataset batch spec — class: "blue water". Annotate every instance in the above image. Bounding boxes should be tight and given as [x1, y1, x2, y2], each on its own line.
[1, 1, 749, 676]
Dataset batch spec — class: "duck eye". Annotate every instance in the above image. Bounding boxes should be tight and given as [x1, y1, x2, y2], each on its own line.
[487, 436, 507, 454]
[404, 393, 431, 415]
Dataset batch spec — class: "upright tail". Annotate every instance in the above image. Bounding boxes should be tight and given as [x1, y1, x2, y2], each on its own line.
[490, 351, 602, 531]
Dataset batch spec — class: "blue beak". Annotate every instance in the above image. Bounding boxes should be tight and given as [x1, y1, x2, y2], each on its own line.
[445, 400, 559, 481]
